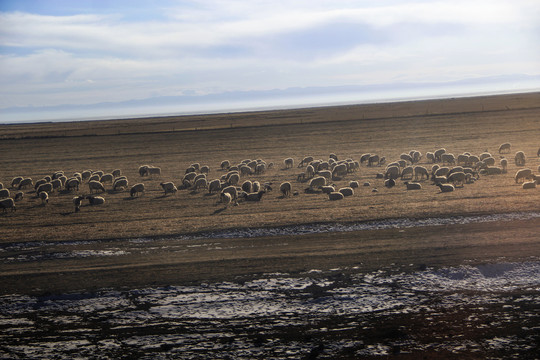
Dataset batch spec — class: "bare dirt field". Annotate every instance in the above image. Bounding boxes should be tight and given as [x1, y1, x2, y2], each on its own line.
[1, 92, 539, 359]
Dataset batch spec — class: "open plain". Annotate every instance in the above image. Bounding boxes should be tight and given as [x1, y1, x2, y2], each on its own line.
[1, 92, 540, 358]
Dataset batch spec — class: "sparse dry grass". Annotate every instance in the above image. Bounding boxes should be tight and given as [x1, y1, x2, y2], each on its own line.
[0, 92, 539, 294]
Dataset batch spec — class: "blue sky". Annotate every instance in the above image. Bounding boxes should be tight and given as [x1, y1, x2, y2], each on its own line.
[1, 0, 539, 122]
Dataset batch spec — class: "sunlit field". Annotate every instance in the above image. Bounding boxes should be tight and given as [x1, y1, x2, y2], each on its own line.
[1, 92, 539, 358]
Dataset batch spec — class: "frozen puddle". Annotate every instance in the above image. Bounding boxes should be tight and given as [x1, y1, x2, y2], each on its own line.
[1, 261, 539, 359]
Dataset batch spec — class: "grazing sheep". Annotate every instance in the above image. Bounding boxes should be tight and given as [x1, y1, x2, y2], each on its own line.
[434, 167, 450, 177]
[100, 173, 114, 184]
[73, 195, 84, 212]
[317, 170, 332, 180]
[139, 165, 150, 177]
[522, 181, 537, 189]
[14, 191, 24, 202]
[51, 179, 62, 191]
[192, 177, 208, 191]
[401, 166, 414, 180]
[112, 169, 121, 177]
[146, 166, 161, 178]
[514, 151, 526, 166]
[432, 176, 447, 185]
[279, 182, 292, 197]
[160, 182, 178, 195]
[384, 178, 396, 188]
[457, 154, 469, 166]
[400, 153, 413, 164]
[332, 163, 348, 178]
[447, 172, 466, 187]
[349, 180, 359, 189]
[221, 185, 238, 200]
[87, 195, 106, 205]
[467, 155, 480, 167]
[360, 153, 371, 165]
[515, 168, 533, 183]
[298, 156, 314, 168]
[130, 183, 145, 197]
[39, 191, 49, 204]
[220, 160, 231, 170]
[479, 152, 491, 161]
[190, 163, 200, 172]
[81, 170, 92, 180]
[437, 183, 455, 193]
[483, 157, 496, 166]
[413, 166, 430, 181]
[284, 158, 294, 169]
[241, 180, 253, 193]
[500, 158, 508, 173]
[404, 182, 422, 190]
[329, 153, 338, 161]
[384, 166, 400, 180]
[447, 166, 464, 177]
[183, 172, 197, 185]
[328, 192, 344, 201]
[0, 189, 10, 198]
[441, 153, 456, 165]
[37, 182, 53, 195]
[426, 152, 435, 163]
[485, 166, 503, 175]
[34, 179, 47, 190]
[208, 179, 222, 194]
[306, 164, 315, 179]
[308, 176, 326, 190]
[240, 165, 253, 176]
[434, 148, 446, 162]
[113, 178, 129, 191]
[363, 182, 371, 187]
[368, 154, 380, 166]
[219, 192, 233, 207]
[227, 173, 240, 186]
[499, 143, 511, 154]
[0, 198, 16, 212]
[11, 177, 23, 189]
[252, 181, 261, 193]
[243, 190, 265, 201]
[88, 180, 106, 193]
[321, 185, 335, 194]
[339, 187, 354, 197]
[88, 174, 101, 182]
[255, 163, 266, 175]
[65, 178, 80, 192]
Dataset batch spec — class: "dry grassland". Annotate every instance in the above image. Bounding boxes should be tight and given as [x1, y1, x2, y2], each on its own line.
[1, 92, 539, 294]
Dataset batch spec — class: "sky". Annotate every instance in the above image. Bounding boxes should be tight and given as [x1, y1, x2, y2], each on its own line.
[1, 0, 539, 122]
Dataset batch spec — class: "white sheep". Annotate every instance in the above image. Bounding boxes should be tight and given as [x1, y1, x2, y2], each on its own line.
[284, 158, 294, 169]
[100, 173, 114, 184]
[252, 181, 261, 193]
[11, 177, 23, 189]
[400, 153, 413, 164]
[404, 182, 422, 190]
[220, 160, 231, 170]
[208, 179, 222, 194]
[240, 165, 253, 176]
[298, 156, 314, 168]
[279, 182, 292, 197]
[368, 154, 380, 166]
[338, 187, 354, 197]
[242, 190, 265, 201]
[317, 170, 332, 180]
[192, 177, 208, 191]
[219, 192, 233, 207]
[39, 191, 49, 204]
[498, 143, 511, 154]
[0, 189, 10, 198]
[34, 179, 47, 190]
[500, 158, 508, 173]
[479, 152, 492, 161]
[130, 183, 145, 197]
[434, 148, 446, 162]
[413, 166, 429, 181]
[360, 153, 371, 165]
[485, 166, 503, 175]
[401, 166, 414, 180]
[457, 154, 469, 166]
[328, 192, 344, 200]
[514, 151, 526, 166]
[65, 178, 80, 192]
[522, 181, 537, 189]
[221, 185, 238, 200]
[437, 183, 455, 193]
[73, 195, 84, 212]
[147, 166, 161, 178]
[321, 185, 335, 194]
[426, 152, 435, 163]
[160, 182, 178, 195]
[139, 165, 150, 177]
[81, 170, 92, 180]
[384, 178, 396, 188]
[447, 172, 466, 187]
[88, 174, 101, 182]
[227, 173, 240, 186]
[441, 153, 455, 165]
[113, 178, 129, 191]
[241, 180, 253, 193]
[112, 169, 121, 177]
[87, 195, 106, 205]
[515, 168, 532, 183]
[349, 180, 359, 188]
[0, 198, 16, 212]
[332, 163, 348, 178]
[88, 180, 106, 193]
[384, 166, 400, 180]
[308, 176, 326, 190]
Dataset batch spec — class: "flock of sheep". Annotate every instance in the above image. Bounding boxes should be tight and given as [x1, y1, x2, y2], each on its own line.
[1, 143, 538, 213]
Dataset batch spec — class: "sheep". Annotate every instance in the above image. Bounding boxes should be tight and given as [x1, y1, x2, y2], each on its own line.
[34, 179, 47, 190]
[479, 152, 491, 161]
[87, 195, 106, 205]
[384, 166, 400, 180]
[434, 167, 450, 177]
[279, 182, 292, 197]
[360, 153, 371, 165]
[400, 153, 413, 164]
[404, 182, 422, 190]
[92, 170, 104, 177]
[183, 172, 198, 185]
[160, 182, 178, 195]
[219, 192, 233, 207]
[112, 169, 121, 178]
[220, 160, 231, 170]
[147, 166, 161, 178]
[36, 183, 53, 195]
[483, 157, 496, 166]
[240, 165, 253, 176]
[221, 185, 238, 200]
[514, 151, 526, 166]
[349, 180, 359, 188]
[457, 154, 469, 166]
[432, 176, 447, 185]
[73, 195, 84, 212]
[401, 166, 414, 180]
[241, 180, 253, 193]
[81, 170, 92, 180]
[368, 154, 380, 166]
[190, 163, 200, 172]
[467, 155, 480, 167]
[242, 190, 265, 201]
[441, 153, 456, 165]
[308, 176, 326, 190]
[437, 183, 455, 193]
[192, 177, 208, 191]
[88, 180, 106, 193]
[0, 198, 16, 212]
[130, 183, 145, 197]
[14, 191, 24, 202]
[317, 170, 332, 180]
[11, 177, 23, 189]
[88, 174, 101, 182]
[208, 179, 222, 194]
[328, 192, 344, 201]
[426, 152, 435, 163]
[321, 185, 335, 194]
[305, 164, 315, 179]
[515, 168, 533, 183]
[413, 166, 430, 181]
[339, 187, 354, 197]
[39, 191, 49, 204]
[329, 153, 338, 161]
[447, 166, 464, 177]
[434, 148, 446, 162]
[500, 158, 508, 173]
[227, 173, 240, 186]
[298, 156, 314, 168]
[100, 173, 114, 184]
[332, 163, 348, 179]
[255, 163, 266, 175]
[139, 165, 149, 177]
[65, 178, 80, 192]
[498, 143, 511, 154]
[193, 173, 207, 183]
[447, 172, 466, 187]
[284, 158, 294, 169]
[485, 166, 503, 175]
[51, 179, 62, 191]
[0, 189, 10, 199]
[363, 182, 371, 187]
[113, 178, 129, 191]
[384, 178, 396, 188]
[252, 181, 261, 193]
[411, 150, 422, 163]
[522, 181, 537, 189]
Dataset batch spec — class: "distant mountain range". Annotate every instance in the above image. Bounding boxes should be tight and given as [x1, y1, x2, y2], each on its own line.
[2, 74, 539, 123]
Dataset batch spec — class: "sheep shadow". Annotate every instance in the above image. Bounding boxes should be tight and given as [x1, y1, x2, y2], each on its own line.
[123, 196, 137, 201]
[203, 193, 216, 197]
[212, 207, 228, 215]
